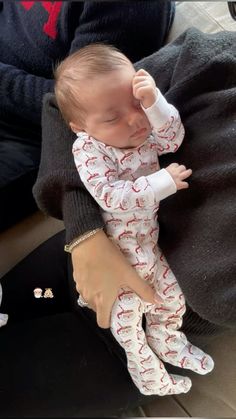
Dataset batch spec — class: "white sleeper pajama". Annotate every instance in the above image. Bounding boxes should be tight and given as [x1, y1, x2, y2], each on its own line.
[73, 90, 214, 395]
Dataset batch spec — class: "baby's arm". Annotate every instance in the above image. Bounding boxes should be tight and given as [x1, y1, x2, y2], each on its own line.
[133, 70, 192, 190]
[73, 135, 177, 213]
[133, 69, 185, 154]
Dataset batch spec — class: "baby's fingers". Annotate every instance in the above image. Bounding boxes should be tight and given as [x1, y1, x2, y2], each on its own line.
[179, 181, 189, 189]
[179, 168, 192, 179]
[133, 76, 148, 86]
[135, 68, 150, 77]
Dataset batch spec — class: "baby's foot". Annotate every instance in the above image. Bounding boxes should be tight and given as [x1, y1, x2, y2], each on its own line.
[176, 343, 214, 375]
[137, 373, 192, 396]
[0, 313, 8, 327]
[159, 342, 214, 375]
[167, 374, 192, 395]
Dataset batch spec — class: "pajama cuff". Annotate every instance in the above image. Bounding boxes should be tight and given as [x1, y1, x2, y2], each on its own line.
[142, 88, 173, 128]
[147, 168, 177, 201]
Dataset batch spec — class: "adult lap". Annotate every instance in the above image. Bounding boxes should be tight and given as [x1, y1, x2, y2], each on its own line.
[0, 311, 148, 417]
[0, 231, 151, 416]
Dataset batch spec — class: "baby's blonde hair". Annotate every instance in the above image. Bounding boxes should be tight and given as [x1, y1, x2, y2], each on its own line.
[54, 43, 132, 126]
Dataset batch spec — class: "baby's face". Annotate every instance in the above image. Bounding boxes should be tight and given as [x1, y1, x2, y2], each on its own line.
[71, 64, 152, 149]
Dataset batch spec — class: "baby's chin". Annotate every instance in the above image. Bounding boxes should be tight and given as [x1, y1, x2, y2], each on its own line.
[123, 137, 148, 150]
[128, 129, 151, 148]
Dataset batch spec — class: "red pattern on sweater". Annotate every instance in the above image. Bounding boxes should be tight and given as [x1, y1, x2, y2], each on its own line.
[20, 1, 62, 39]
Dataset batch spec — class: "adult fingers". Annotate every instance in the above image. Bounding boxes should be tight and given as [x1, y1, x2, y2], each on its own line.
[126, 271, 156, 304]
[95, 294, 114, 329]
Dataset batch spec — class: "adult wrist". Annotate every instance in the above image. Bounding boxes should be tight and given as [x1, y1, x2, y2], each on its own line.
[64, 227, 103, 253]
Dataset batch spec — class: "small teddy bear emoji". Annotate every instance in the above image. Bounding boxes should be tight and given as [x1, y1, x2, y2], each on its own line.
[43, 288, 54, 298]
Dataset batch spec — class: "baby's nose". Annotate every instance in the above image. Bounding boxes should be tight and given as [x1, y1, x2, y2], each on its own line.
[127, 109, 143, 126]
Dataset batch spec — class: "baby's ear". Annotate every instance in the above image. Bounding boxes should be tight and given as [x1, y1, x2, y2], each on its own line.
[69, 122, 83, 134]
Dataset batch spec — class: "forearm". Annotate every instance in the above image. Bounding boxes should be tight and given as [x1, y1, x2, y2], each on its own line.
[143, 89, 185, 153]
[33, 93, 103, 242]
[63, 189, 104, 243]
[74, 138, 177, 212]
[89, 171, 176, 212]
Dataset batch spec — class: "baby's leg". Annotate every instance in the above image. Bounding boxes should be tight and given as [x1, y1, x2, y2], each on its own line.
[110, 287, 192, 396]
[146, 254, 214, 375]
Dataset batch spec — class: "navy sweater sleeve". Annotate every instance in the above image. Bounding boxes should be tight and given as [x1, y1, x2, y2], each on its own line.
[33, 93, 104, 243]
[0, 62, 54, 125]
[69, 1, 173, 60]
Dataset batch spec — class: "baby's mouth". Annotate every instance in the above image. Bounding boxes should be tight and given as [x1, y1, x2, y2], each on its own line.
[130, 127, 147, 138]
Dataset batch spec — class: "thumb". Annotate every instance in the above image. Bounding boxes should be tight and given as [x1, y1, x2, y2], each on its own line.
[126, 272, 156, 304]
[95, 293, 115, 329]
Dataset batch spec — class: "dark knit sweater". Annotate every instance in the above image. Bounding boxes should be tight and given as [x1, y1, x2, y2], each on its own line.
[34, 28, 236, 336]
[0, 0, 173, 127]
[0, 0, 174, 231]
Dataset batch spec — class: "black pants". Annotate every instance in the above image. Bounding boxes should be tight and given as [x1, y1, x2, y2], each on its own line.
[0, 116, 41, 231]
[0, 231, 156, 417]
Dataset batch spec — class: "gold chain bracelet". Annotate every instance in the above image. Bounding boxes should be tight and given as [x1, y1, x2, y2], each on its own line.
[64, 227, 103, 253]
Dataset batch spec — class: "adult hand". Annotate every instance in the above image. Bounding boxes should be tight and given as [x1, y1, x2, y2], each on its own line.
[71, 229, 159, 328]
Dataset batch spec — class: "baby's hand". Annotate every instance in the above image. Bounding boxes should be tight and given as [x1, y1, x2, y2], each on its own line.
[165, 163, 192, 190]
[133, 69, 157, 109]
